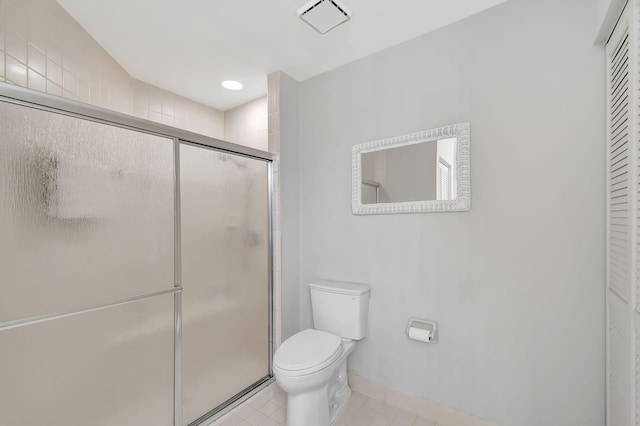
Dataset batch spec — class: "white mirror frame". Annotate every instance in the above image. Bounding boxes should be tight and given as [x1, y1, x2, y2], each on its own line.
[351, 122, 471, 214]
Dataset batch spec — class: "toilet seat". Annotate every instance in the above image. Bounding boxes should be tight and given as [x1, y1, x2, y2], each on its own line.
[273, 329, 343, 376]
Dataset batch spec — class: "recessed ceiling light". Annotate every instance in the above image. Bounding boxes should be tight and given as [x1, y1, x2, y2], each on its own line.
[222, 80, 243, 90]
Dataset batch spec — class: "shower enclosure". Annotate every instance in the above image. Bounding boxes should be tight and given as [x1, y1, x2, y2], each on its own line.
[0, 84, 273, 426]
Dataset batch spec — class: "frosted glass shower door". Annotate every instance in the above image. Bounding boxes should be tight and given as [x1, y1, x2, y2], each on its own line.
[0, 100, 176, 426]
[0, 101, 175, 321]
[180, 143, 270, 425]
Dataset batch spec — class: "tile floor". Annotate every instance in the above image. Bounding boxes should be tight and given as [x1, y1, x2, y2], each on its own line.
[209, 381, 438, 426]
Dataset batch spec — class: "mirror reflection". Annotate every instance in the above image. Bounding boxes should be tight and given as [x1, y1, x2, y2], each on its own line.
[360, 138, 457, 204]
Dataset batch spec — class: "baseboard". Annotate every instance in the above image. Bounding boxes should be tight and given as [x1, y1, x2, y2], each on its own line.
[346, 372, 495, 426]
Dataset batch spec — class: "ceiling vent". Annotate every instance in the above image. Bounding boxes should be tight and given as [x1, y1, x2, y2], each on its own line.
[298, 0, 351, 35]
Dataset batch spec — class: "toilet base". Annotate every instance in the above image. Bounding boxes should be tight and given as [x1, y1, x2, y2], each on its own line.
[283, 361, 352, 426]
[329, 386, 351, 424]
[285, 384, 352, 426]
[286, 386, 331, 426]
[327, 361, 350, 422]
[275, 338, 357, 426]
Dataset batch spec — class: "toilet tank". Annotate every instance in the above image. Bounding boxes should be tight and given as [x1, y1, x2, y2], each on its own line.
[309, 280, 370, 340]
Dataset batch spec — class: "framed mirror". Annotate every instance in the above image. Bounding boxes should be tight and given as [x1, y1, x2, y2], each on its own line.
[351, 123, 470, 214]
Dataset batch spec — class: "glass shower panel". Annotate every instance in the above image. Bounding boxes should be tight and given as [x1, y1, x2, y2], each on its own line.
[0, 293, 175, 426]
[180, 143, 270, 425]
[0, 101, 175, 323]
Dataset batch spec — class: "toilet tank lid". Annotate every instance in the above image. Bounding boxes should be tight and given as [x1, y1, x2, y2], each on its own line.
[309, 280, 370, 295]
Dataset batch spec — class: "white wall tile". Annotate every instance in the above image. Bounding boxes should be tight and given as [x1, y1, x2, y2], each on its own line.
[5, 54, 25, 85]
[27, 44, 45, 75]
[224, 96, 268, 151]
[5, 31, 26, 63]
[0, 0, 225, 139]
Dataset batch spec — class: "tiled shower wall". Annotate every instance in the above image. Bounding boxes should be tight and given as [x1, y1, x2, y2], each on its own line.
[132, 80, 224, 138]
[224, 96, 268, 151]
[267, 72, 282, 348]
[1, 0, 277, 362]
[0, 0, 225, 139]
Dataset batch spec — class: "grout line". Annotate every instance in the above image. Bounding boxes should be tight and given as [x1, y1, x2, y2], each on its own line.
[222, 379, 495, 426]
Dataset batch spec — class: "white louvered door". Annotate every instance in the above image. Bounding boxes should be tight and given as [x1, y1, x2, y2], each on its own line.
[607, 4, 638, 425]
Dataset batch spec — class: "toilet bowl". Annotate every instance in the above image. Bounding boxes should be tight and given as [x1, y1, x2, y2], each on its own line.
[273, 281, 370, 426]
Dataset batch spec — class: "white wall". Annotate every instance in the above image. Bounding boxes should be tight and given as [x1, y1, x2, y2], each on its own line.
[281, 0, 605, 424]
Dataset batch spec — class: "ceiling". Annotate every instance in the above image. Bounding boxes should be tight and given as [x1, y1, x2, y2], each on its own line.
[57, 0, 509, 111]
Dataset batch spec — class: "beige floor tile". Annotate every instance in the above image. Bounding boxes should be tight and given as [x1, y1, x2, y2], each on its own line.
[391, 418, 413, 426]
[371, 411, 396, 425]
[229, 383, 489, 426]
[233, 403, 258, 420]
[417, 399, 441, 422]
[257, 401, 280, 416]
[258, 418, 282, 426]
[247, 393, 271, 410]
[394, 409, 417, 424]
[412, 417, 436, 426]
[271, 407, 286, 422]
[218, 412, 252, 426]
[272, 392, 287, 407]
[362, 397, 386, 413]
[243, 408, 268, 425]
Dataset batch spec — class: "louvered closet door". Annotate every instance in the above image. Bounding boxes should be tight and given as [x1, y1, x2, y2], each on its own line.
[607, 4, 636, 425]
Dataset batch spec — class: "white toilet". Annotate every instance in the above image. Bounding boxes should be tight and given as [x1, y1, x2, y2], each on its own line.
[273, 280, 370, 426]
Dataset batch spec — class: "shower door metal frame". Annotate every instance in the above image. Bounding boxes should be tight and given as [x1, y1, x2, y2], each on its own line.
[0, 82, 275, 426]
